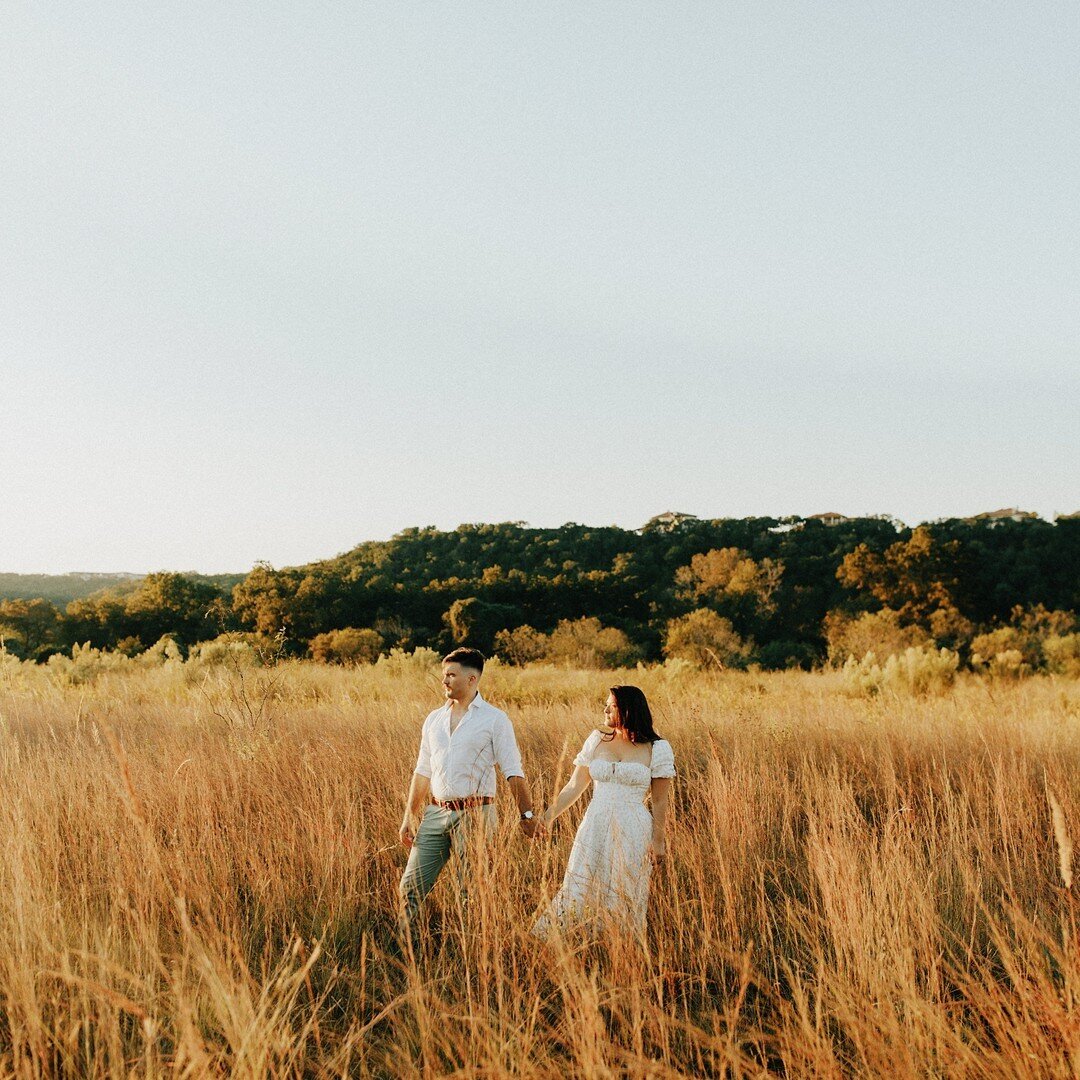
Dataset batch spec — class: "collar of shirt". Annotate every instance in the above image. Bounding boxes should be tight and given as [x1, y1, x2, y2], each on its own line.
[441, 692, 485, 727]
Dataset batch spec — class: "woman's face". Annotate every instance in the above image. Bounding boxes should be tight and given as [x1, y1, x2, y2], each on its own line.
[604, 693, 620, 730]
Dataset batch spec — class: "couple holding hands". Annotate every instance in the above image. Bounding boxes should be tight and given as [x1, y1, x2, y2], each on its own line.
[398, 648, 676, 939]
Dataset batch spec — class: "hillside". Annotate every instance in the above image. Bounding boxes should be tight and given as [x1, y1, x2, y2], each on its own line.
[3, 514, 1075, 669]
[0, 572, 244, 606]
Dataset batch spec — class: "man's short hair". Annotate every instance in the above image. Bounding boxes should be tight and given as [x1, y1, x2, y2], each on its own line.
[442, 647, 485, 674]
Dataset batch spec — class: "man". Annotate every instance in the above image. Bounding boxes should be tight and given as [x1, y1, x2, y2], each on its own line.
[398, 647, 540, 928]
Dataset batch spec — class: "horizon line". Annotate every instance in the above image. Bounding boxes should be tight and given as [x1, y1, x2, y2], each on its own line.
[5, 506, 1077, 579]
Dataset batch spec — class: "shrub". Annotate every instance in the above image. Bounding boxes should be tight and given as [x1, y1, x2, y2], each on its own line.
[824, 608, 929, 665]
[1043, 633, 1080, 677]
[545, 618, 643, 669]
[187, 633, 264, 671]
[309, 627, 384, 665]
[927, 604, 976, 650]
[46, 643, 131, 686]
[0, 645, 24, 683]
[115, 636, 144, 657]
[660, 656, 697, 681]
[841, 651, 886, 697]
[756, 639, 818, 671]
[969, 607, 1079, 674]
[493, 625, 548, 666]
[663, 609, 753, 670]
[983, 648, 1031, 680]
[970, 627, 1039, 670]
[138, 635, 183, 667]
[886, 645, 960, 694]
[374, 647, 442, 677]
[842, 645, 959, 696]
[1012, 603, 1077, 637]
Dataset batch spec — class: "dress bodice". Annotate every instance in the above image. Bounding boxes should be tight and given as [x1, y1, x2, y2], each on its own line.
[574, 732, 676, 799]
[588, 758, 653, 796]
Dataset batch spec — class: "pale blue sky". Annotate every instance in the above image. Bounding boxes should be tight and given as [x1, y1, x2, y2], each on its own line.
[3, 2, 1078, 573]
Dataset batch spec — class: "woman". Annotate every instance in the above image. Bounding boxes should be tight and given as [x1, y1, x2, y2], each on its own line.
[532, 685, 675, 938]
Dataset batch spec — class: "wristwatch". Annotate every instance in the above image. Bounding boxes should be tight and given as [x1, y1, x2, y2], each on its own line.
[521, 810, 534, 821]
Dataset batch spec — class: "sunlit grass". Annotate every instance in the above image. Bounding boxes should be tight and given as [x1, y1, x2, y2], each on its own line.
[0, 656, 1077, 1076]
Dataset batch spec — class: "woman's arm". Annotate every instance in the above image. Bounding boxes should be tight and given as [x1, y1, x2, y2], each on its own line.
[649, 777, 673, 857]
[541, 765, 592, 825]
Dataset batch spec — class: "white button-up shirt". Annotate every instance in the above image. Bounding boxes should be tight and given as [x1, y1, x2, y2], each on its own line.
[414, 693, 524, 801]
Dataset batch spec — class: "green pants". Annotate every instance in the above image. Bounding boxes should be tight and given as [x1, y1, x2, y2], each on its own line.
[398, 802, 498, 926]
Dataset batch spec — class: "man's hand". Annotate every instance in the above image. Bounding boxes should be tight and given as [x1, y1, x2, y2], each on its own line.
[399, 773, 430, 850]
[519, 816, 542, 839]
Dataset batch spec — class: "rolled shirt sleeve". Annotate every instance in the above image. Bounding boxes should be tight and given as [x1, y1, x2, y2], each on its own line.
[492, 711, 525, 779]
[414, 715, 433, 777]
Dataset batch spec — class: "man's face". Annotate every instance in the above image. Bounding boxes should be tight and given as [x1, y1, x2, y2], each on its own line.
[442, 662, 476, 702]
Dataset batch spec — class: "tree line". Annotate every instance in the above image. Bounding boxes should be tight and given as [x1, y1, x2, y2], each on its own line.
[2, 514, 1078, 671]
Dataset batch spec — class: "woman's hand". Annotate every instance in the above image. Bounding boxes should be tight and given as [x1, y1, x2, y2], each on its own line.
[648, 837, 666, 861]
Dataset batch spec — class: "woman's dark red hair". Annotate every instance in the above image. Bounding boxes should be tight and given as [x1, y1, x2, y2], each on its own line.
[604, 685, 660, 744]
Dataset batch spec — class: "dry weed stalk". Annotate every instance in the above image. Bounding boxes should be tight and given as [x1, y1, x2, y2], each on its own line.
[1047, 787, 1074, 890]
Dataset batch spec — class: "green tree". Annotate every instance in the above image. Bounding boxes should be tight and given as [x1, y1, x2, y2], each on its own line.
[443, 597, 521, 651]
[837, 527, 962, 627]
[0, 598, 61, 659]
[675, 548, 784, 623]
[11, 513, 1067, 666]
[232, 564, 301, 637]
[63, 591, 131, 649]
[123, 572, 222, 647]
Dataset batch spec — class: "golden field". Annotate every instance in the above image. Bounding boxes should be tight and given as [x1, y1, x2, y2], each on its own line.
[0, 652, 1077, 1078]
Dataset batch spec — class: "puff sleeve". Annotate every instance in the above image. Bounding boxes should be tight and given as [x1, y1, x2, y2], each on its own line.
[650, 739, 676, 779]
[573, 730, 605, 768]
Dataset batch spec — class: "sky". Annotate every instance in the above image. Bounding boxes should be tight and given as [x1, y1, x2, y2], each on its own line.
[3, 1, 1078, 574]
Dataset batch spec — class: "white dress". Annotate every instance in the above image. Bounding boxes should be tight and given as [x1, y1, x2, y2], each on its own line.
[533, 731, 676, 938]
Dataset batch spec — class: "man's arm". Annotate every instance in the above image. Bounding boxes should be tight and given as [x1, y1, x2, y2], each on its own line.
[506, 774, 540, 837]
[492, 712, 541, 837]
[399, 771, 432, 848]
[400, 717, 434, 848]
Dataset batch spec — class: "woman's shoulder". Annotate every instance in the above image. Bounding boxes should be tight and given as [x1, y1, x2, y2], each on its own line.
[573, 728, 606, 766]
[650, 737, 676, 776]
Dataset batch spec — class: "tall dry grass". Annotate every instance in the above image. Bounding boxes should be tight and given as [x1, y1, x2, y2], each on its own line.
[0, 654, 1077, 1077]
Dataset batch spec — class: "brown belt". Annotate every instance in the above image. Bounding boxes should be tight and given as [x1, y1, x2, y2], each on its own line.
[433, 796, 495, 811]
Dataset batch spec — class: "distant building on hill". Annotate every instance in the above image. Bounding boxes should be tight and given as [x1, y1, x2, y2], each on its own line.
[69, 571, 141, 580]
[965, 508, 1040, 525]
[807, 512, 851, 527]
[642, 511, 699, 533]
